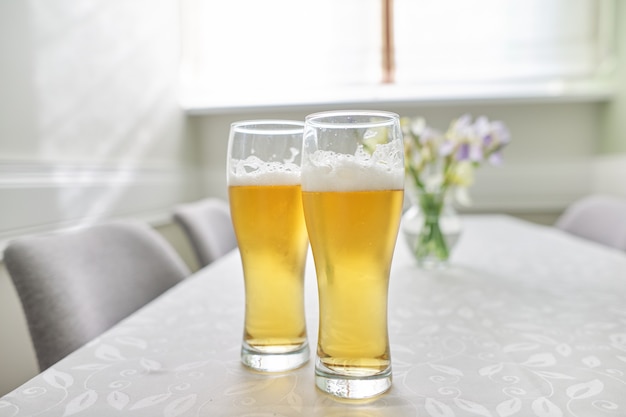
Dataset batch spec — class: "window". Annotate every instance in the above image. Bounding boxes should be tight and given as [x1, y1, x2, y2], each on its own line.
[394, 0, 614, 84]
[179, 0, 616, 110]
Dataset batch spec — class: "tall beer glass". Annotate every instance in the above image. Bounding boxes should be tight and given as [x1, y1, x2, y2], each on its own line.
[227, 120, 309, 372]
[301, 110, 404, 398]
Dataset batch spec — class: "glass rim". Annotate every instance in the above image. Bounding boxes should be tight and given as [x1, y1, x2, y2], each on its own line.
[230, 119, 305, 135]
[305, 110, 399, 129]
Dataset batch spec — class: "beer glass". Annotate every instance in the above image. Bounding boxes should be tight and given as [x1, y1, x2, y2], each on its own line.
[301, 110, 404, 398]
[227, 120, 309, 372]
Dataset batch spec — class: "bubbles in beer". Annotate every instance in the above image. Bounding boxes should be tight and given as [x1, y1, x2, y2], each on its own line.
[229, 155, 300, 186]
[302, 142, 404, 191]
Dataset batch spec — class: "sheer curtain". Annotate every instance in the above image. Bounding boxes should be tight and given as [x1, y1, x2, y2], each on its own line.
[179, 0, 380, 97]
[179, 0, 615, 104]
[394, 0, 614, 84]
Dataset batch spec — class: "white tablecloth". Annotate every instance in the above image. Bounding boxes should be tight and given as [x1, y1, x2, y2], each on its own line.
[1, 215, 626, 416]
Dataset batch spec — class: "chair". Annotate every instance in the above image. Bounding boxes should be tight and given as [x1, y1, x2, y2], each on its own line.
[4, 221, 190, 370]
[555, 194, 626, 251]
[173, 198, 237, 268]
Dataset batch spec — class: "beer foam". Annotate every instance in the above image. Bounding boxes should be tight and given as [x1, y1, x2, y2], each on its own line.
[302, 143, 404, 192]
[229, 156, 300, 186]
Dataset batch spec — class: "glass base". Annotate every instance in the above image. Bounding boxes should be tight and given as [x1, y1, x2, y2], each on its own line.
[416, 257, 450, 270]
[241, 342, 309, 372]
[401, 204, 462, 269]
[315, 359, 392, 399]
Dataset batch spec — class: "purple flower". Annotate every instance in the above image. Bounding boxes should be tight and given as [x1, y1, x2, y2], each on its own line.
[470, 144, 483, 162]
[474, 116, 490, 135]
[489, 151, 503, 165]
[455, 114, 473, 131]
[491, 121, 511, 145]
[420, 127, 440, 145]
[456, 143, 470, 160]
[402, 113, 511, 202]
[440, 140, 455, 156]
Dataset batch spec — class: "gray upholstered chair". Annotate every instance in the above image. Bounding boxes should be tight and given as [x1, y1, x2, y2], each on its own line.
[173, 198, 237, 268]
[555, 194, 626, 251]
[4, 221, 190, 370]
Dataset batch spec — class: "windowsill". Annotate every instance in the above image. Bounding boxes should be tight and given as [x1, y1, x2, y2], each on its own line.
[180, 77, 617, 115]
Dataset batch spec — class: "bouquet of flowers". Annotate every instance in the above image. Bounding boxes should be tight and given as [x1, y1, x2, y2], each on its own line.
[401, 114, 511, 265]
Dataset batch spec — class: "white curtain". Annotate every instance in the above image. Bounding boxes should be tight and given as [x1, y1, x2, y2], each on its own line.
[394, 0, 612, 84]
[180, 0, 380, 96]
[179, 0, 614, 100]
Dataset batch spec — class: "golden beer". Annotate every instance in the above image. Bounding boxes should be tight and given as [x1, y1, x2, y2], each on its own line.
[229, 184, 309, 352]
[303, 189, 403, 375]
[301, 109, 404, 398]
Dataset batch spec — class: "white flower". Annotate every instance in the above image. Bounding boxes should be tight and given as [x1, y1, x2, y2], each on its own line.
[402, 114, 511, 205]
[449, 161, 474, 187]
[410, 117, 426, 137]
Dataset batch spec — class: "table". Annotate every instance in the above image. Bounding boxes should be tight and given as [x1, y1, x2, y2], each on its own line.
[1, 215, 626, 416]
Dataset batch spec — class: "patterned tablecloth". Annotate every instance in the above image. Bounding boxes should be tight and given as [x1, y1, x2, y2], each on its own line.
[1, 215, 625, 417]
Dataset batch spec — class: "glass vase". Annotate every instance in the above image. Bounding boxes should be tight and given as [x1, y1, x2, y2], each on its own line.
[401, 189, 462, 268]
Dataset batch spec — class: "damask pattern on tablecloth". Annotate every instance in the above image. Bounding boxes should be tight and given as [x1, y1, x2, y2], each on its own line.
[1, 216, 625, 416]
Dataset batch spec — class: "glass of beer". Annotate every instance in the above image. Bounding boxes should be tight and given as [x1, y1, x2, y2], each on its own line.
[301, 110, 404, 398]
[227, 120, 309, 372]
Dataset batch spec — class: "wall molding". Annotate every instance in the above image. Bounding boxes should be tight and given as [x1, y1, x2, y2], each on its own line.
[203, 160, 593, 214]
[2, 156, 617, 254]
[0, 160, 201, 253]
[0, 160, 184, 187]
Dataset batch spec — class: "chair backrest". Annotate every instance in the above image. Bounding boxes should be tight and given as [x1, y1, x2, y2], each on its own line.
[555, 194, 626, 251]
[173, 198, 237, 268]
[4, 221, 190, 370]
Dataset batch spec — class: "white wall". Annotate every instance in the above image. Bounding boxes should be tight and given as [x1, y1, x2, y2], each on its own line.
[594, 0, 626, 196]
[0, 0, 203, 395]
[192, 101, 602, 215]
[0, 1, 202, 246]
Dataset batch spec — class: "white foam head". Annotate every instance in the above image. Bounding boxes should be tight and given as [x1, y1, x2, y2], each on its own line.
[228, 156, 300, 186]
[302, 143, 404, 192]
